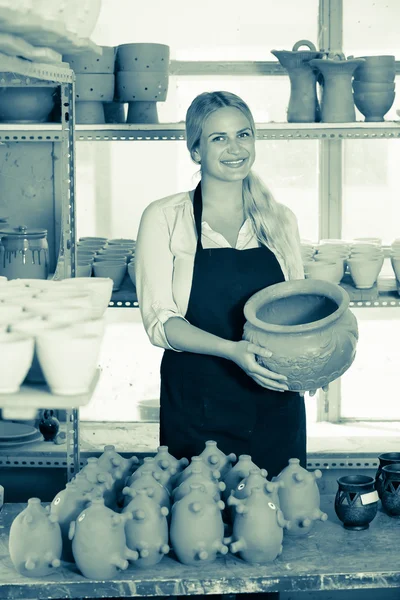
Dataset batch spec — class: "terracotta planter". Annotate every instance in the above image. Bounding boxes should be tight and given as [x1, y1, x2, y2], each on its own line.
[116, 71, 169, 103]
[127, 101, 159, 124]
[310, 58, 365, 122]
[243, 279, 358, 392]
[357, 55, 395, 68]
[271, 40, 322, 123]
[63, 47, 116, 74]
[75, 74, 115, 102]
[354, 91, 395, 122]
[116, 43, 170, 72]
[0, 86, 56, 123]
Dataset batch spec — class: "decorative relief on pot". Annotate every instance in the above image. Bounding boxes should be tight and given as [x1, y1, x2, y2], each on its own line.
[243, 279, 358, 391]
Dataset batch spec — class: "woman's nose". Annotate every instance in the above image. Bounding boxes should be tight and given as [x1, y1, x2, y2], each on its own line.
[227, 139, 241, 154]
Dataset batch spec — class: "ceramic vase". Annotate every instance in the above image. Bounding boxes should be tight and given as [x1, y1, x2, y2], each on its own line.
[381, 464, 400, 517]
[243, 279, 359, 392]
[38, 409, 60, 441]
[335, 475, 378, 530]
[128, 456, 174, 491]
[9, 498, 62, 577]
[271, 40, 322, 123]
[376, 453, 400, 498]
[69, 498, 138, 579]
[75, 74, 115, 102]
[170, 483, 228, 565]
[122, 488, 170, 567]
[309, 57, 366, 122]
[273, 458, 328, 536]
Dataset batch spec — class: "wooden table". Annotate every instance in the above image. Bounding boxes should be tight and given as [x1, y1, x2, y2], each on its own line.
[0, 496, 399, 599]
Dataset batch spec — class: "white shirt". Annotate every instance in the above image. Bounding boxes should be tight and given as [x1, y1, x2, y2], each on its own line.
[135, 190, 304, 351]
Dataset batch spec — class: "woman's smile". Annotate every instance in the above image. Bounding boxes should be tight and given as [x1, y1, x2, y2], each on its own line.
[221, 158, 248, 168]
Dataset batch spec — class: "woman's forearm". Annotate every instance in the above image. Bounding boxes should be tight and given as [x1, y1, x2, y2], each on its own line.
[164, 317, 236, 360]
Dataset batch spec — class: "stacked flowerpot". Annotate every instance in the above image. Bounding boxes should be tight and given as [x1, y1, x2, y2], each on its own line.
[115, 43, 170, 124]
[77, 236, 136, 291]
[63, 47, 116, 124]
[353, 55, 396, 122]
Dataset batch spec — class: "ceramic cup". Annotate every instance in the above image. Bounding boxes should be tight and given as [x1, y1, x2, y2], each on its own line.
[0, 331, 35, 393]
[304, 260, 342, 284]
[347, 256, 384, 289]
[335, 475, 378, 530]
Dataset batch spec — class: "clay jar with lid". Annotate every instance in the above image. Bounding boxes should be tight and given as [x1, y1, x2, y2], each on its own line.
[0, 225, 49, 280]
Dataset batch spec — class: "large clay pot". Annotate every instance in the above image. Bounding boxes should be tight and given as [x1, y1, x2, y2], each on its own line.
[335, 475, 378, 530]
[243, 279, 359, 392]
[271, 40, 322, 123]
[0, 86, 56, 123]
[310, 57, 365, 122]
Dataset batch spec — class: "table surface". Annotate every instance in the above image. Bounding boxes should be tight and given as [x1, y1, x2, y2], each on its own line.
[0, 496, 399, 599]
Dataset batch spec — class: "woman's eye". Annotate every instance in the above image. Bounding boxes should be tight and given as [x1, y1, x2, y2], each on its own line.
[212, 136, 225, 142]
[239, 131, 251, 138]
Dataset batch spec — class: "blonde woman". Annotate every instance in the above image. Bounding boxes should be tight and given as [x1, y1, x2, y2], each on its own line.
[136, 91, 307, 477]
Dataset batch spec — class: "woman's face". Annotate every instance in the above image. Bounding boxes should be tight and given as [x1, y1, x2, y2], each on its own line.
[195, 106, 256, 183]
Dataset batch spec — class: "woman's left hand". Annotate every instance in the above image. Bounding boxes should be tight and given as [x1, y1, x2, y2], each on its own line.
[300, 385, 329, 397]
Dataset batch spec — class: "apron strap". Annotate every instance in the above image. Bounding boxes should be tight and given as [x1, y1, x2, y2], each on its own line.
[193, 182, 203, 251]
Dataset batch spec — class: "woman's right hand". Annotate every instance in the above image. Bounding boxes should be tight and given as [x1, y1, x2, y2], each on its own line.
[229, 340, 289, 392]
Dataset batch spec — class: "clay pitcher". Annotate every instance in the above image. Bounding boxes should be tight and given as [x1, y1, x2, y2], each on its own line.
[69, 497, 138, 579]
[122, 488, 170, 567]
[170, 483, 228, 565]
[271, 40, 322, 122]
[200, 440, 236, 479]
[50, 481, 102, 562]
[309, 55, 366, 122]
[228, 487, 290, 563]
[222, 455, 267, 503]
[273, 458, 328, 535]
[9, 498, 62, 577]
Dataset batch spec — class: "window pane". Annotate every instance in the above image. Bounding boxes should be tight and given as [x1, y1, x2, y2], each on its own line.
[340, 308, 400, 419]
[92, 0, 318, 61]
[342, 139, 400, 245]
[344, 0, 400, 59]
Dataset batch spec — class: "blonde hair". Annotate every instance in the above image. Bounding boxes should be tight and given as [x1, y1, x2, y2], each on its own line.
[185, 91, 303, 280]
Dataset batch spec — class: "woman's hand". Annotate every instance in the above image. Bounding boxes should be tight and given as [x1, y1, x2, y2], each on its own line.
[300, 385, 329, 397]
[229, 340, 289, 392]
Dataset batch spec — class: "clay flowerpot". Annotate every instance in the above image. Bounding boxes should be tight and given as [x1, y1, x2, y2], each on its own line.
[271, 40, 322, 123]
[94, 256, 128, 264]
[93, 261, 127, 291]
[335, 475, 378, 530]
[116, 43, 170, 72]
[375, 453, 400, 498]
[309, 57, 365, 122]
[63, 47, 116, 73]
[75, 102, 105, 124]
[347, 256, 384, 289]
[36, 328, 102, 395]
[0, 86, 56, 123]
[75, 74, 115, 102]
[353, 91, 395, 122]
[79, 237, 108, 243]
[242, 279, 359, 392]
[380, 464, 400, 517]
[0, 332, 34, 392]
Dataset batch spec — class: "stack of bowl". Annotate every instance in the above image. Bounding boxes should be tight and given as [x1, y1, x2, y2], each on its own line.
[304, 240, 350, 285]
[347, 239, 384, 289]
[115, 43, 170, 124]
[63, 47, 116, 124]
[77, 237, 108, 277]
[390, 238, 400, 294]
[353, 55, 396, 122]
[93, 239, 135, 291]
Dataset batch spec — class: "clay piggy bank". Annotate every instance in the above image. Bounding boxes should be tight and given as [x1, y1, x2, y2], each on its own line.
[97, 445, 139, 501]
[153, 445, 189, 488]
[123, 463, 171, 510]
[274, 458, 328, 535]
[122, 488, 170, 567]
[200, 440, 236, 478]
[174, 455, 221, 488]
[50, 481, 102, 562]
[223, 457, 267, 503]
[69, 497, 138, 579]
[128, 456, 176, 492]
[172, 461, 225, 503]
[227, 487, 290, 563]
[9, 498, 62, 577]
[170, 483, 228, 565]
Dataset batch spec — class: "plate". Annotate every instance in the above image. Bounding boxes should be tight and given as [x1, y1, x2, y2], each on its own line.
[0, 421, 37, 439]
[0, 431, 43, 447]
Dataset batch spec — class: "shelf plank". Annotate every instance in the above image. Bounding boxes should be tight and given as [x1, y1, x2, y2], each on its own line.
[0, 52, 74, 83]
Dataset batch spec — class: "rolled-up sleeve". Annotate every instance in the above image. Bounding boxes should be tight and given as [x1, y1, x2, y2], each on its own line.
[135, 202, 189, 351]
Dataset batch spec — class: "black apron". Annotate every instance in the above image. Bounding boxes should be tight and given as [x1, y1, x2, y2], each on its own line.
[160, 182, 306, 478]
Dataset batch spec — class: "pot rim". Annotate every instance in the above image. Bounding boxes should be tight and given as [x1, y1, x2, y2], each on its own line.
[243, 278, 349, 334]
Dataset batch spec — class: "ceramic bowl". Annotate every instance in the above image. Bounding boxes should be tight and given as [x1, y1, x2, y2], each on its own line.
[0, 86, 56, 123]
[0, 276, 7, 284]
[75, 101, 105, 125]
[115, 71, 169, 102]
[390, 256, 400, 280]
[75, 74, 115, 102]
[94, 255, 128, 264]
[42, 306, 94, 325]
[116, 43, 170, 72]
[107, 238, 136, 245]
[354, 66, 396, 83]
[0, 332, 35, 392]
[93, 262, 127, 291]
[353, 237, 382, 245]
[353, 81, 395, 94]
[347, 256, 384, 289]
[304, 260, 343, 284]
[36, 329, 103, 395]
[354, 91, 395, 121]
[127, 261, 136, 287]
[0, 304, 24, 325]
[79, 237, 108, 243]
[63, 47, 116, 74]
[77, 263, 93, 277]
[77, 240, 104, 249]
[59, 277, 113, 316]
[357, 55, 395, 67]
[137, 398, 160, 422]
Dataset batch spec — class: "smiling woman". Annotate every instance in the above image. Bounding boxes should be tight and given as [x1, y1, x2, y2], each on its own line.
[134, 90, 311, 478]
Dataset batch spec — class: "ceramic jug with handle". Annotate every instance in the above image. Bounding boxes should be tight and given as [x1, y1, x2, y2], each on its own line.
[9, 498, 62, 577]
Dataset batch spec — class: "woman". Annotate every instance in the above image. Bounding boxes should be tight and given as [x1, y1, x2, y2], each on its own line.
[135, 91, 308, 478]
